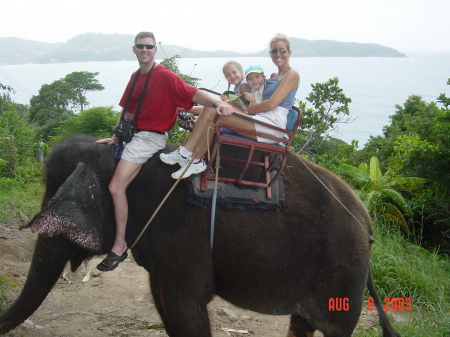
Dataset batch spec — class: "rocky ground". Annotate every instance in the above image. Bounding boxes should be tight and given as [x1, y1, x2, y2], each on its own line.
[0, 219, 398, 337]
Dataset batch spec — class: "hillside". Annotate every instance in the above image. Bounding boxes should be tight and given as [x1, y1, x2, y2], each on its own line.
[284, 37, 407, 57]
[0, 37, 63, 64]
[0, 33, 407, 64]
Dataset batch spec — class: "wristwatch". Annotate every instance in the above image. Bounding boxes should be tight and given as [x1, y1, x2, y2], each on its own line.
[212, 101, 220, 109]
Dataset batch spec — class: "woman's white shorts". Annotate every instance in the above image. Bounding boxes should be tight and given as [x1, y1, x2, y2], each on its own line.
[252, 106, 289, 143]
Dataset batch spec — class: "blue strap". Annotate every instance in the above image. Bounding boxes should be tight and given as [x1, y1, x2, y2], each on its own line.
[113, 140, 124, 160]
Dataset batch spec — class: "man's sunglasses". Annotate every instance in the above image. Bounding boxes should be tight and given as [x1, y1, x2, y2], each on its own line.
[270, 48, 288, 55]
[135, 44, 155, 50]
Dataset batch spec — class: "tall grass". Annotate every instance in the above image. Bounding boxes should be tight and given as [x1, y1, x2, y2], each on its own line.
[0, 177, 43, 225]
[357, 220, 450, 336]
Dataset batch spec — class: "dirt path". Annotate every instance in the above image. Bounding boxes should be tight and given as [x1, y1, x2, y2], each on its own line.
[1, 221, 383, 337]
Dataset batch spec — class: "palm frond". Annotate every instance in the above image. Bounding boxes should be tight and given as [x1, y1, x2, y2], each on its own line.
[339, 164, 370, 185]
[358, 162, 369, 175]
[382, 188, 412, 216]
[369, 157, 382, 188]
[382, 202, 411, 234]
[396, 176, 427, 185]
[364, 190, 382, 212]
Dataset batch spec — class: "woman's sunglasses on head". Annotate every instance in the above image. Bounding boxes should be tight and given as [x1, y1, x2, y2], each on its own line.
[270, 48, 288, 55]
[135, 44, 155, 50]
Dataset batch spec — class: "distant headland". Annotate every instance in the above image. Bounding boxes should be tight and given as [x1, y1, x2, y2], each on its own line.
[0, 33, 407, 65]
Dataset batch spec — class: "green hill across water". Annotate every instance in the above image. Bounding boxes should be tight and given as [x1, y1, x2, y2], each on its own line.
[0, 33, 407, 65]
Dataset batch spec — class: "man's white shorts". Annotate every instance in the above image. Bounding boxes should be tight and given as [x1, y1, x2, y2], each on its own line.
[121, 131, 168, 164]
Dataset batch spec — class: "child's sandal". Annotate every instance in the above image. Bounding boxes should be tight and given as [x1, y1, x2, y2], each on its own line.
[178, 111, 194, 121]
[177, 117, 195, 131]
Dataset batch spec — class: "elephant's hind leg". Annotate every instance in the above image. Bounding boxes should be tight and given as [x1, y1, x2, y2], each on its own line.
[287, 315, 315, 337]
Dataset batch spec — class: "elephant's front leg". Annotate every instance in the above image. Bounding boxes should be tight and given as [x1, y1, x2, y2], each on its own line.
[150, 272, 213, 337]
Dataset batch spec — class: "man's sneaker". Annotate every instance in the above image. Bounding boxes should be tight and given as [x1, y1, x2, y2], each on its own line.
[160, 148, 189, 166]
[171, 159, 207, 179]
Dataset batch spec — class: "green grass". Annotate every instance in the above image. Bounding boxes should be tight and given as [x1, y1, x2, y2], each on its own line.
[0, 177, 43, 225]
[355, 221, 450, 336]
[139, 322, 165, 331]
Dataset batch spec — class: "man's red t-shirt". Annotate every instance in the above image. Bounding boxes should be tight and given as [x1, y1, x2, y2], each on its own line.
[119, 65, 197, 133]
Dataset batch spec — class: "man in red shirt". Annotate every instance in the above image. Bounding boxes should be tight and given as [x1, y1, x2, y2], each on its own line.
[96, 31, 232, 271]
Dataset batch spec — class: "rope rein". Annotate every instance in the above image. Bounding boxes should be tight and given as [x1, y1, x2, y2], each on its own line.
[297, 156, 374, 242]
[130, 124, 216, 250]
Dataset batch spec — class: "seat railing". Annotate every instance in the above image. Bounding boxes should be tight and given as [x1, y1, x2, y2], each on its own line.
[200, 107, 302, 199]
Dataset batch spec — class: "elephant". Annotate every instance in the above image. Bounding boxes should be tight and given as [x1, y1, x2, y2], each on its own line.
[0, 134, 399, 337]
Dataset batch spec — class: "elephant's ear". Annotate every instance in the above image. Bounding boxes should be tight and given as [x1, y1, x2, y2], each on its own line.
[22, 162, 103, 253]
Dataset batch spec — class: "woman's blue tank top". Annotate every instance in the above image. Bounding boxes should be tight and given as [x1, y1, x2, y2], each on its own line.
[263, 78, 297, 110]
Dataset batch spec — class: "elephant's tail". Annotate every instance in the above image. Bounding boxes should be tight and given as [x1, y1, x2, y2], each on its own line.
[366, 267, 401, 337]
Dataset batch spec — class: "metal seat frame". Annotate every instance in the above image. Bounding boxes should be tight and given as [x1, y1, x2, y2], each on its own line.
[200, 107, 302, 199]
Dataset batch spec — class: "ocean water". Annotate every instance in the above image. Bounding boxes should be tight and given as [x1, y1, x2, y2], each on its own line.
[1, 55, 449, 146]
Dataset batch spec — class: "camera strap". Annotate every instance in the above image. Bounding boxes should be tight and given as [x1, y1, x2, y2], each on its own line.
[120, 62, 156, 124]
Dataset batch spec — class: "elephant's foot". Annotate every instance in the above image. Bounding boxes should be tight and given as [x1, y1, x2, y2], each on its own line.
[287, 315, 315, 337]
[287, 330, 314, 337]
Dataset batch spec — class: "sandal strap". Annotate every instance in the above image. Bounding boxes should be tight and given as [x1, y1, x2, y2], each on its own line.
[178, 112, 194, 121]
[177, 119, 195, 131]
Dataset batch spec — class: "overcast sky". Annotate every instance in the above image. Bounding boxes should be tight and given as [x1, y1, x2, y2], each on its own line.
[1, 0, 449, 54]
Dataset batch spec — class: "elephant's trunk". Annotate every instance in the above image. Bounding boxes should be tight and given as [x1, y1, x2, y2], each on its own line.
[0, 235, 71, 334]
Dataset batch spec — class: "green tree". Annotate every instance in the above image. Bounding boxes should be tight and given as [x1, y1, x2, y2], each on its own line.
[51, 106, 119, 144]
[360, 81, 450, 252]
[384, 95, 442, 140]
[0, 83, 14, 92]
[0, 83, 15, 114]
[160, 55, 200, 88]
[310, 138, 361, 172]
[0, 110, 37, 176]
[28, 71, 104, 126]
[63, 71, 104, 111]
[437, 78, 450, 108]
[362, 93, 448, 178]
[294, 77, 352, 155]
[28, 80, 73, 126]
[160, 54, 200, 143]
[339, 156, 426, 233]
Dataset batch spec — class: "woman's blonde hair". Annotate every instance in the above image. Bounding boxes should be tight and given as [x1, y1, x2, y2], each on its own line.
[270, 33, 291, 51]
